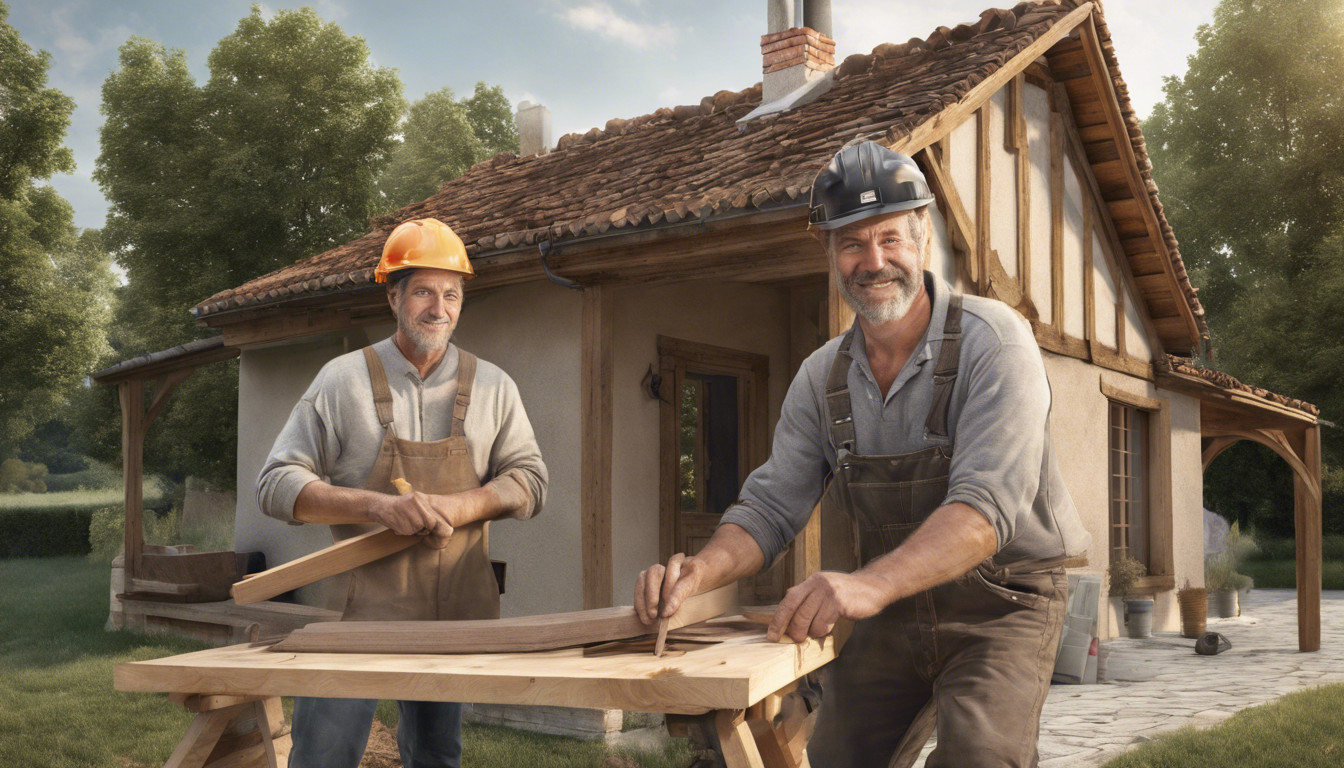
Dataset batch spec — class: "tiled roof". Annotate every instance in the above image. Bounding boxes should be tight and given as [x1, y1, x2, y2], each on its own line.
[1159, 357, 1320, 416]
[193, 0, 1205, 347]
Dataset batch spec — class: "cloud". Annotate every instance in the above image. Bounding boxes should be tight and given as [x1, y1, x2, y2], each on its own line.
[559, 2, 676, 49]
[48, 5, 133, 75]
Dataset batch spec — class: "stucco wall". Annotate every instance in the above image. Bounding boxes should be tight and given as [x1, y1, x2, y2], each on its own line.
[233, 281, 583, 618]
[609, 280, 791, 605]
[1042, 352, 1204, 638]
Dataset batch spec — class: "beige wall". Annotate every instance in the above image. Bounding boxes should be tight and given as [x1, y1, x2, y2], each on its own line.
[608, 280, 792, 605]
[234, 281, 584, 618]
[1043, 351, 1204, 638]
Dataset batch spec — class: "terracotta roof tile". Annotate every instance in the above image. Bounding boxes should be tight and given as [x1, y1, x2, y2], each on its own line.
[1158, 357, 1320, 416]
[193, 0, 1206, 343]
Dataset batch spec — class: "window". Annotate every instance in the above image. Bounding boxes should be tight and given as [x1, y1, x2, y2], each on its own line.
[1109, 401, 1149, 567]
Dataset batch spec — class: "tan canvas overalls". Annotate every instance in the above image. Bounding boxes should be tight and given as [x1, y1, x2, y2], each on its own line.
[806, 294, 1067, 768]
[328, 347, 500, 622]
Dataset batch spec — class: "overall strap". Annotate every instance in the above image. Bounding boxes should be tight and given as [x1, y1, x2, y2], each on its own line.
[925, 293, 964, 438]
[363, 346, 395, 428]
[451, 350, 478, 438]
[824, 330, 858, 453]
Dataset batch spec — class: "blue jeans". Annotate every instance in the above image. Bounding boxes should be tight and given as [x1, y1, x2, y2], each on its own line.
[289, 696, 463, 768]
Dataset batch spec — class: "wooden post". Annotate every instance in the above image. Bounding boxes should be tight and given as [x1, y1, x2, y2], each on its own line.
[119, 380, 145, 583]
[976, 106, 992, 296]
[1294, 424, 1322, 652]
[1012, 73, 1032, 300]
[1049, 111, 1065, 334]
[581, 285, 614, 609]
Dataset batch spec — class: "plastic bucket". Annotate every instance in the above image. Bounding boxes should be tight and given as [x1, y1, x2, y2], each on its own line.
[1211, 589, 1239, 618]
[1126, 599, 1154, 638]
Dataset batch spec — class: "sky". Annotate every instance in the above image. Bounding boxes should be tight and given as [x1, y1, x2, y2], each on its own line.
[7, 0, 1221, 232]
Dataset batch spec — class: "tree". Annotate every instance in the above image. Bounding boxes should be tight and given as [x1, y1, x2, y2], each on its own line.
[0, 2, 112, 456]
[1144, 0, 1344, 534]
[375, 83, 519, 212]
[92, 6, 405, 485]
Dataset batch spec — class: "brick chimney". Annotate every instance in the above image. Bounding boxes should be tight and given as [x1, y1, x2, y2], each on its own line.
[761, 0, 835, 103]
[515, 101, 551, 157]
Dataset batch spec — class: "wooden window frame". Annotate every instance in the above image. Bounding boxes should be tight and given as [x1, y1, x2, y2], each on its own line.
[1101, 378, 1176, 593]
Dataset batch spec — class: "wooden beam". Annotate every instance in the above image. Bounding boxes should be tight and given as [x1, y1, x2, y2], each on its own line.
[917, 147, 976, 258]
[582, 285, 615, 609]
[1050, 110, 1065, 332]
[976, 105, 991, 296]
[271, 582, 739, 654]
[231, 528, 419, 606]
[1201, 435, 1242, 472]
[1295, 424, 1322, 652]
[144, 369, 193, 433]
[888, 3, 1096, 157]
[827, 272, 855, 339]
[119, 379, 145, 582]
[715, 710, 768, 768]
[1074, 16, 1201, 350]
[1082, 202, 1095, 347]
[162, 703, 254, 768]
[1013, 73, 1032, 300]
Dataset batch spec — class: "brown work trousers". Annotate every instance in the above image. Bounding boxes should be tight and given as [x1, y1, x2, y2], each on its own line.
[806, 293, 1067, 768]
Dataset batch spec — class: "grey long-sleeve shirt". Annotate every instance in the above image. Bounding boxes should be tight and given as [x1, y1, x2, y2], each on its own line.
[720, 272, 1091, 568]
[257, 339, 548, 523]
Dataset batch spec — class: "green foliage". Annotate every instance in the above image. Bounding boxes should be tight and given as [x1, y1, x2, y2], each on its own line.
[0, 457, 47, 493]
[1144, 0, 1344, 535]
[90, 6, 406, 486]
[43, 459, 122, 493]
[0, 506, 95, 557]
[85, 504, 217, 562]
[375, 82, 519, 212]
[1241, 559, 1344, 590]
[1108, 555, 1148, 598]
[1205, 522, 1259, 592]
[0, 3, 113, 456]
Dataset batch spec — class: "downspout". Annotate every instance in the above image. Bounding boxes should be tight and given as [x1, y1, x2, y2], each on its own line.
[539, 238, 582, 290]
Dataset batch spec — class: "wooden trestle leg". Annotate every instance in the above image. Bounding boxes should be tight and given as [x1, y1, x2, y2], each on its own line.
[161, 694, 290, 768]
[695, 680, 815, 768]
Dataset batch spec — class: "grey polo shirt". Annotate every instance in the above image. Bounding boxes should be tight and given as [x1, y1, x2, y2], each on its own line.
[720, 271, 1091, 568]
[257, 339, 548, 523]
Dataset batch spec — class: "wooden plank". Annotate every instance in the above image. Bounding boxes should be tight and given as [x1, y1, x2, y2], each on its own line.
[119, 379, 145, 583]
[117, 620, 844, 715]
[1031, 320, 1089, 360]
[918, 147, 975, 257]
[1295, 424, 1322, 652]
[270, 582, 739, 655]
[231, 528, 418, 606]
[171, 693, 268, 713]
[164, 704, 253, 768]
[129, 578, 201, 597]
[715, 710, 767, 768]
[889, 3, 1096, 157]
[582, 285, 615, 609]
[827, 271, 855, 338]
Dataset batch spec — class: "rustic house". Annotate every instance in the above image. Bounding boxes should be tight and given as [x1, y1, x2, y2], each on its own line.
[97, 0, 1324, 652]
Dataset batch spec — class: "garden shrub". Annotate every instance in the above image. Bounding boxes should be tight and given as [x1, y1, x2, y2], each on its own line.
[0, 458, 48, 493]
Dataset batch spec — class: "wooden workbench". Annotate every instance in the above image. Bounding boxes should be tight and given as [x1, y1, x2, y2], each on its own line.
[115, 617, 841, 768]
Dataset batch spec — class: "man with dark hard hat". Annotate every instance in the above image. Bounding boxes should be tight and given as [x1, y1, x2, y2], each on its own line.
[635, 141, 1090, 767]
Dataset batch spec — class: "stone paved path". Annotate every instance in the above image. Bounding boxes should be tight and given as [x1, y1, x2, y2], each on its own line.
[912, 589, 1344, 767]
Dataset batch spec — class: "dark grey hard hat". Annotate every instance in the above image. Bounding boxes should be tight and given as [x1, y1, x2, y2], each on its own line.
[808, 141, 936, 230]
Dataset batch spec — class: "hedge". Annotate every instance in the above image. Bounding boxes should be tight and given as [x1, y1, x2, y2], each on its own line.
[0, 499, 174, 559]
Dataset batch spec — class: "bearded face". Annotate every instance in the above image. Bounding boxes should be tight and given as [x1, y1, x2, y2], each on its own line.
[389, 269, 464, 356]
[827, 209, 928, 325]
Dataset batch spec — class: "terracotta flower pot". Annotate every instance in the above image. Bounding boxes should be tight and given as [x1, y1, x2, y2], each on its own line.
[1178, 588, 1207, 639]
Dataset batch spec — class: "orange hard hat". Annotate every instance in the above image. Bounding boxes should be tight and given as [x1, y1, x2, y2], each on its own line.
[375, 218, 474, 283]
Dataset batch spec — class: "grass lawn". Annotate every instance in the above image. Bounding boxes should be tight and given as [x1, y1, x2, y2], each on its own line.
[0, 557, 692, 768]
[1241, 559, 1344, 590]
[1101, 684, 1344, 767]
[0, 478, 168, 510]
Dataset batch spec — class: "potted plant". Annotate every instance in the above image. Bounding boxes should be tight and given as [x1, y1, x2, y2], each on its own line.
[1176, 581, 1207, 639]
[1205, 522, 1258, 618]
[1108, 555, 1150, 638]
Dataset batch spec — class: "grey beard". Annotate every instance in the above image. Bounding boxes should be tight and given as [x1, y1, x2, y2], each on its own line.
[400, 316, 453, 353]
[834, 264, 921, 325]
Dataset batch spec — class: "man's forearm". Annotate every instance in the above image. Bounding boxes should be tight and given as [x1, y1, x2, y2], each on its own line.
[859, 501, 999, 604]
[292, 481, 384, 525]
[688, 523, 767, 590]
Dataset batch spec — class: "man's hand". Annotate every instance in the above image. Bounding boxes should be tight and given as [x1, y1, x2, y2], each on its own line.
[634, 552, 709, 625]
[767, 571, 893, 643]
[369, 491, 455, 549]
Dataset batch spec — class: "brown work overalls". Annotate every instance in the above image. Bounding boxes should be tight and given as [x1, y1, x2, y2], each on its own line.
[328, 347, 500, 622]
[806, 295, 1067, 768]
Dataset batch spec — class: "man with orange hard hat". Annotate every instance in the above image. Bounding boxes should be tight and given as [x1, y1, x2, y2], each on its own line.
[258, 218, 549, 768]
